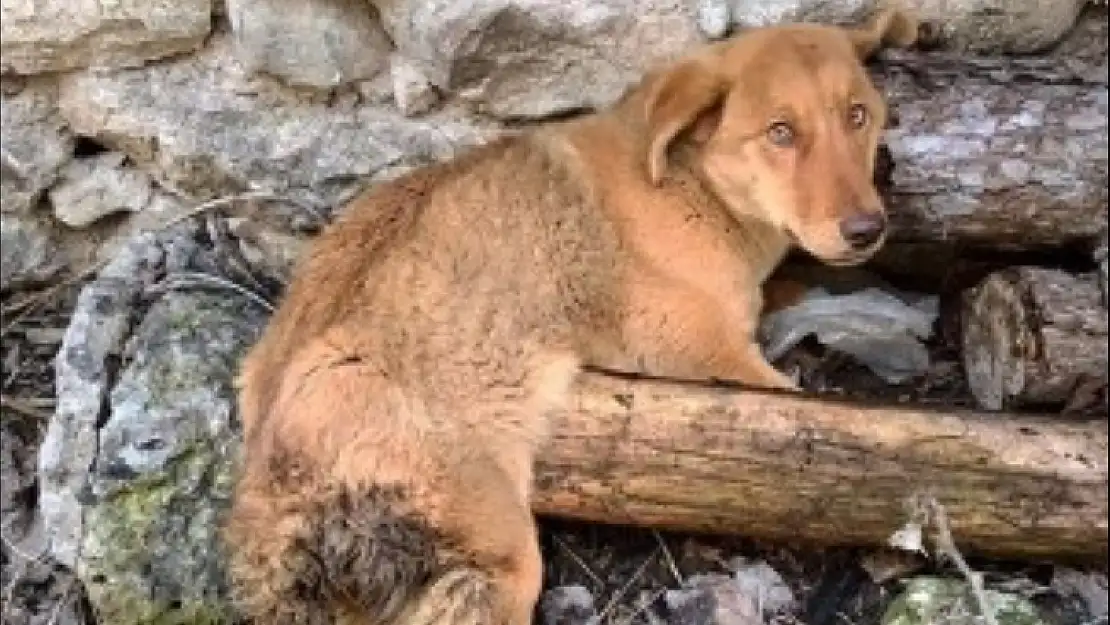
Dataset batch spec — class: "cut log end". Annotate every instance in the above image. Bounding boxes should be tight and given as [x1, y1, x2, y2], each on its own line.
[961, 267, 1109, 412]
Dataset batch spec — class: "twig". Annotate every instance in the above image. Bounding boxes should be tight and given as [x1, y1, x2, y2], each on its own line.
[148, 272, 275, 312]
[0, 394, 53, 421]
[0, 273, 88, 338]
[928, 497, 999, 625]
[551, 535, 604, 589]
[159, 190, 325, 231]
[651, 530, 683, 586]
[597, 546, 661, 624]
[614, 586, 668, 625]
[1, 190, 313, 338]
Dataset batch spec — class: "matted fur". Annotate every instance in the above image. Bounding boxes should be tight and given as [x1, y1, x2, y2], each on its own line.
[223, 7, 918, 624]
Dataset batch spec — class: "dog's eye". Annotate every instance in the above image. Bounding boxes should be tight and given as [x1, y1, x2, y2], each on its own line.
[849, 103, 869, 129]
[767, 121, 795, 147]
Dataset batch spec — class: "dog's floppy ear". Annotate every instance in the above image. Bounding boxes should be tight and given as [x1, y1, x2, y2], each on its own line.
[846, 4, 919, 59]
[642, 59, 726, 186]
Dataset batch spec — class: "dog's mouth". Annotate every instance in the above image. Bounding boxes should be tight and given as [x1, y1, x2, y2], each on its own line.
[788, 232, 882, 268]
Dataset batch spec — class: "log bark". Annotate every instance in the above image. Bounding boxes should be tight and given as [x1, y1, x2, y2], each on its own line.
[533, 371, 1108, 564]
[871, 50, 1108, 252]
[961, 266, 1108, 412]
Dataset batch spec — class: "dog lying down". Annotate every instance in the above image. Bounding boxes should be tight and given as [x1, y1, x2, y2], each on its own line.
[223, 7, 919, 625]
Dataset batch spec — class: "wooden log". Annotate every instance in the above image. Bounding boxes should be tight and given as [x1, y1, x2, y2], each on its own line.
[960, 267, 1109, 413]
[533, 370, 1108, 564]
[872, 50, 1108, 252]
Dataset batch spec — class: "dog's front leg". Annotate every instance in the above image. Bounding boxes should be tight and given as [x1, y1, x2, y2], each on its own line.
[621, 279, 799, 391]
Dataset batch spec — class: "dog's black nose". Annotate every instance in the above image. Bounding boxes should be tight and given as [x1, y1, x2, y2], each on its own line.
[839, 213, 886, 250]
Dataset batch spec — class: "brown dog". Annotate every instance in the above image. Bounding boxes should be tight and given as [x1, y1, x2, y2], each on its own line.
[223, 7, 917, 624]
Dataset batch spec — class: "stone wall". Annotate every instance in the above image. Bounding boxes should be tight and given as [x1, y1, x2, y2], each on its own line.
[0, 0, 1097, 292]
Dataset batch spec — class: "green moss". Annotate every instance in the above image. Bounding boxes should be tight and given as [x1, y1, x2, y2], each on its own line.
[79, 442, 238, 625]
[883, 576, 1046, 625]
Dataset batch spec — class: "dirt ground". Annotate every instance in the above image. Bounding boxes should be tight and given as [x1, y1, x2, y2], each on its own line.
[1, 260, 1104, 625]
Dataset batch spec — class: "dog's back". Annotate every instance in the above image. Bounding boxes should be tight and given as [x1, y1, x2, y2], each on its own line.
[225, 132, 622, 625]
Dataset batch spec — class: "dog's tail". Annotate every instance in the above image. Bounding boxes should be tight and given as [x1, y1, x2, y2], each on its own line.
[223, 478, 497, 625]
[385, 568, 495, 625]
[848, 2, 920, 58]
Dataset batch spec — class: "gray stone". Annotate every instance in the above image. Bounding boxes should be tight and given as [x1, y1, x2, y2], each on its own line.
[57, 35, 499, 212]
[725, 0, 1086, 54]
[663, 563, 796, 625]
[0, 213, 66, 291]
[0, 0, 213, 74]
[1, 78, 74, 215]
[38, 232, 167, 570]
[49, 152, 154, 228]
[728, 558, 796, 616]
[541, 585, 598, 625]
[226, 0, 393, 89]
[38, 222, 270, 624]
[664, 573, 764, 625]
[376, 0, 706, 120]
[1053, 568, 1109, 620]
[392, 55, 441, 117]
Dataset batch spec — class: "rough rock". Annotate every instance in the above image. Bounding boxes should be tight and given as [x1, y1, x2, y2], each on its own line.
[0, 0, 213, 74]
[49, 153, 154, 228]
[38, 221, 269, 624]
[0, 213, 66, 291]
[540, 585, 598, 625]
[56, 34, 499, 213]
[376, 0, 706, 120]
[1, 78, 74, 215]
[721, 0, 1086, 53]
[226, 0, 393, 89]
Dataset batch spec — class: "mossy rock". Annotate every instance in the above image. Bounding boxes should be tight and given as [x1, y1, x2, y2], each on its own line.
[75, 290, 265, 625]
[883, 576, 1047, 625]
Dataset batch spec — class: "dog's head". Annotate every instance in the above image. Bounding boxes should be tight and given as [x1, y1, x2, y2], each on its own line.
[641, 7, 917, 265]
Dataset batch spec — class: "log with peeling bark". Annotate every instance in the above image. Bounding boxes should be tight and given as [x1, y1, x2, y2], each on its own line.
[961, 266, 1108, 412]
[532, 371, 1108, 564]
[870, 50, 1108, 252]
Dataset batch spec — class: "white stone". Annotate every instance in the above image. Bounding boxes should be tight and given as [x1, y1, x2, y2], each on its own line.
[0, 0, 212, 74]
[226, 0, 392, 89]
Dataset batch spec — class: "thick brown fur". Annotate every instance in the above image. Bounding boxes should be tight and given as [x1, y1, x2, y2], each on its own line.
[223, 7, 918, 625]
